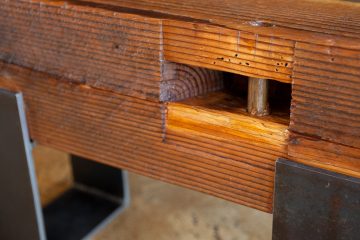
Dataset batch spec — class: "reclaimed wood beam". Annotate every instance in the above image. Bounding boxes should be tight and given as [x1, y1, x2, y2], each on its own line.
[0, 0, 360, 213]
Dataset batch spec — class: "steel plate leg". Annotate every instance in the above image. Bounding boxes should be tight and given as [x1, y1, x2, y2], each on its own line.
[0, 89, 130, 240]
[273, 159, 360, 240]
[43, 156, 130, 240]
[0, 89, 46, 240]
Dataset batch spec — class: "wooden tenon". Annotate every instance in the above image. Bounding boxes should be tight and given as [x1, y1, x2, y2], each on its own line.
[0, 0, 359, 213]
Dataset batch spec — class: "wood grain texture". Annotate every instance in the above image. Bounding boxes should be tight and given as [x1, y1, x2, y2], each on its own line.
[1, 0, 360, 212]
[69, 0, 360, 94]
[162, 22, 294, 82]
[166, 92, 289, 175]
[288, 132, 360, 179]
[0, 0, 163, 100]
[0, 62, 283, 212]
[1, 0, 359, 89]
[288, 42, 360, 176]
[291, 43, 360, 147]
[160, 62, 223, 102]
[75, 0, 360, 42]
[164, 92, 289, 212]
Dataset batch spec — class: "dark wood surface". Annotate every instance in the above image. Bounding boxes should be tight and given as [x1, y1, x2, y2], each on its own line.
[0, 0, 360, 212]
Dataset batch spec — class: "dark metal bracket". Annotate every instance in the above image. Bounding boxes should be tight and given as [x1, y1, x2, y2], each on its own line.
[273, 159, 360, 240]
[0, 89, 130, 240]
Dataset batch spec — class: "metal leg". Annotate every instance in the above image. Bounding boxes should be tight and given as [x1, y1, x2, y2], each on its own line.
[43, 156, 130, 240]
[273, 159, 360, 240]
[0, 89, 46, 240]
[0, 89, 129, 240]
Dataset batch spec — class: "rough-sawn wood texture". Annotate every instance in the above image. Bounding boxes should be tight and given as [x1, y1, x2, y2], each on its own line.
[0, 0, 360, 213]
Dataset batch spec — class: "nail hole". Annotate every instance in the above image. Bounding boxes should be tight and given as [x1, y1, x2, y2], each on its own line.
[113, 43, 121, 50]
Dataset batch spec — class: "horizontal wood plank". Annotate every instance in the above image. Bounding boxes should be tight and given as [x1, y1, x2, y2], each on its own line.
[166, 92, 289, 167]
[2, 0, 360, 96]
[291, 43, 360, 148]
[0, 0, 163, 100]
[288, 132, 360, 179]
[0, 62, 282, 212]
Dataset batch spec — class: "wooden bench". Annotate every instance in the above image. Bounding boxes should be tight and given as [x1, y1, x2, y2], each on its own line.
[0, 0, 360, 239]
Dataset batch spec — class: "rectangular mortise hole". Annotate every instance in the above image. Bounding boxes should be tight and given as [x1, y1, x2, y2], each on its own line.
[163, 62, 291, 167]
[161, 62, 291, 122]
[223, 72, 291, 120]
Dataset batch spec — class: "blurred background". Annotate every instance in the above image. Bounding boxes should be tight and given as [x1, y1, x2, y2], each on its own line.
[34, 145, 272, 240]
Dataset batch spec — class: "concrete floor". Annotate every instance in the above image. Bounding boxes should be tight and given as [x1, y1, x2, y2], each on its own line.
[33, 146, 272, 240]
